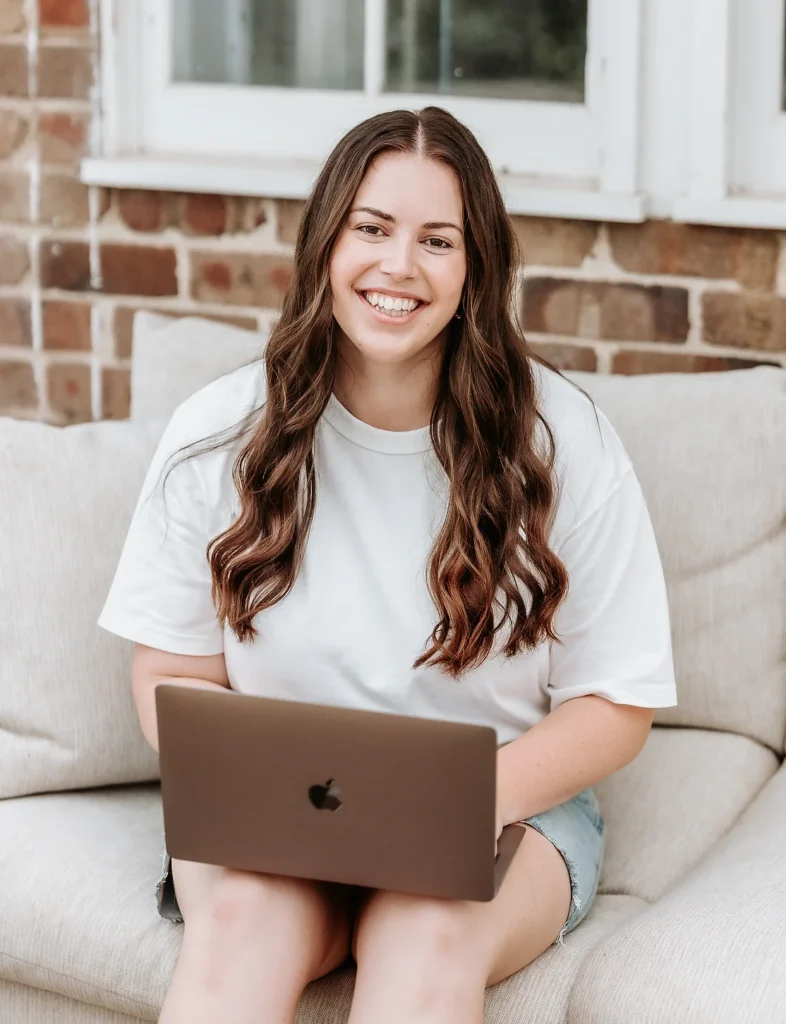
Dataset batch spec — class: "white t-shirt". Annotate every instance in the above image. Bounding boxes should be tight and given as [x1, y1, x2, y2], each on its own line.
[98, 360, 677, 745]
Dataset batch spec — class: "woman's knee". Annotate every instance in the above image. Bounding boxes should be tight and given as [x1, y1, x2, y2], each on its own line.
[353, 890, 477, 967]
[178, 864, 352, 978]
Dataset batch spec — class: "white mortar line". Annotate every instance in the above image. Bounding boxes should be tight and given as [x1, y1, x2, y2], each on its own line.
[595, 346, 614, 374]
[83, 0, 103, 419]
[521, 262, 744, 293]
[24, 0, 37, 98]
[22, 0, 45, 418]
[775, 234, 786, 297]
[685, 284, 705, 345]
[525, 329, 786, 363]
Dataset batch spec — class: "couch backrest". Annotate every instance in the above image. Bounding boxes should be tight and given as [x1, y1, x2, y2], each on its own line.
[132, 313, 786, 755]
[569, 369, 786, 755]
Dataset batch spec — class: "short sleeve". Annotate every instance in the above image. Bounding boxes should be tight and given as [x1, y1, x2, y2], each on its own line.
[97, 408, 224, 656]
[547, 466, 677, 711]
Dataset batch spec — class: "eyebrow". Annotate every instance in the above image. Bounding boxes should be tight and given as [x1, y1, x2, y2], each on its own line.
[351, 206, 463, 234]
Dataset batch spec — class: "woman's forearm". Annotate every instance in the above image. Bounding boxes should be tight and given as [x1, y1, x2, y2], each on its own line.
[496, 695, 654, 825]
[133, 675, 228, 753]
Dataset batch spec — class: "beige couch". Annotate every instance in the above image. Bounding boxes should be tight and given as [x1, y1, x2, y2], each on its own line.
[1, 310, 785, 1024]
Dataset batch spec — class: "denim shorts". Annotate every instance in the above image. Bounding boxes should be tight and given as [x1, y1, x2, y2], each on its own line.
[156, 787, 605, 945]
[519, 787, 605, 945]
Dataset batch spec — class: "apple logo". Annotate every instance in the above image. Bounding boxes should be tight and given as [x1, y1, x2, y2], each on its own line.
[308, 778, 342, 812]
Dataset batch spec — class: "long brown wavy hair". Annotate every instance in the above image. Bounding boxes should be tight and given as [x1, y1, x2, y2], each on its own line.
[165, 106, 595, 678]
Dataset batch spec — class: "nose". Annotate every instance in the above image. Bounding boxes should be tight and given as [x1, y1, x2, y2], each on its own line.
[378, 234, 417, 280]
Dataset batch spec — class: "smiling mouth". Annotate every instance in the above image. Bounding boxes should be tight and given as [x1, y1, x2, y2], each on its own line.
[357, 290, 426, 321]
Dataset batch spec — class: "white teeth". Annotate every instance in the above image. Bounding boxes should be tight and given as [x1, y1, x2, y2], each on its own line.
[363, 292, 419, 316]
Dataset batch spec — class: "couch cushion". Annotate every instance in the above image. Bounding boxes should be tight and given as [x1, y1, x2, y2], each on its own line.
[0, 787, 646, 1023]
[0, 978, 143, 1024]
[568, 368, 786, 753]
[570, 759, 786, 1024]
[130, 311, 264, 425]
[595, 726, 777, 901]
[0, 418, 162, 799]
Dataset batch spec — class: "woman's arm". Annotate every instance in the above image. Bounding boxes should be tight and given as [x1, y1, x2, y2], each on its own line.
[132, 643, 230, 753]
[496, 695, 654, 828]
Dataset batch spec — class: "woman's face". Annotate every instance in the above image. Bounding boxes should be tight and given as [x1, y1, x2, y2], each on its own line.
[329, 152, 467, 371]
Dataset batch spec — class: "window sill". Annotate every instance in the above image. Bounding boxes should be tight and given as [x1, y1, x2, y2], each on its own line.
[80, 156, 647, 223]
[672, 196, 786, 230]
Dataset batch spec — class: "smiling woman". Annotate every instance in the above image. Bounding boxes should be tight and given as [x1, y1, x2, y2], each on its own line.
[97, 106, 676, 1024]
[329, 152, 467, 428]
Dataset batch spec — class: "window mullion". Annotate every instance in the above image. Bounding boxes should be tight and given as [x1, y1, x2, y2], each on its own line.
[684, 0, 733, 201]
[588, 0, 644, 195]
[365, 0, 387, 97]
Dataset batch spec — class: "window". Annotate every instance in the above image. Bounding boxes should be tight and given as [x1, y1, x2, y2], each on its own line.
[88, 0, 644, 220]
[84, 0, 786, 227]
[672, 0, 786, 228]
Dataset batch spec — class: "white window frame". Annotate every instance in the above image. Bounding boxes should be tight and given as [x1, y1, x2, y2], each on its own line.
[83, 0, 645, 221]
[83, 0, 786, 228]
[672, 0, 786, 228]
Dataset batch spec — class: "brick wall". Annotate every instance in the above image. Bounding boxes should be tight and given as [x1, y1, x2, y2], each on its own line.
[0, 0, 784, 425]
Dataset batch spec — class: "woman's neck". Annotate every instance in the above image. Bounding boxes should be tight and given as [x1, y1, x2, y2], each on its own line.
[333, 338, 443, 432]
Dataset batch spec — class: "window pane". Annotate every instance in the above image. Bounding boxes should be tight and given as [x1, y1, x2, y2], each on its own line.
[172, 0, 364, 90]
[782, 4, 786, 110]
[385, 0, 587, 102]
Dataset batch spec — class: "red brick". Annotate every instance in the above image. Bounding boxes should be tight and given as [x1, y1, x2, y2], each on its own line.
[116, 190, 168, 233]
[39, 0, 89, 29]
[42, 299, 91, 350]
[100, 244, 178, 297]
[38, 111, 88, 164]
[0, 359, 36, 410]
[235, 197, 267, 232]
[38, 45, 92, 99]
[530, 342, 597, 372]
[0, 234, 29, 284]
[0, 44, 27, 96]
[40, 239, 90, 290]
[101, 366, 130, 420]
[702, 292, 786, 352]
[612, 350, 779, 375]
[47, 360, 91, 422]
[112, 305, 259, 359]
[182, 194, 228, 236]
[277, 199, 305, 245]
[191, 252, 293, 308]
[39, 172, 90, 227]
[0, 0, 25, 33]
[522, 278, 689, 344]
[0, 110, 28, 159]
[608, 221, 778, 292]
[0, 299, 31, 346]
[512, 217, 597, 268]
[0, 170, 29, 223]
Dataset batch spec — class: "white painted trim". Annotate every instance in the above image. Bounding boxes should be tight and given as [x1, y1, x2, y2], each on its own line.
[80, 155, 646, 221]
[365, 0, 386, 96]
[672, 195, 786, 230]
[590, 0, 643, 194]
[81, 155, 320, 198]
[683, 0, 733, 200]
[103, 0, 643, 185]
[731, 0, 786, 193]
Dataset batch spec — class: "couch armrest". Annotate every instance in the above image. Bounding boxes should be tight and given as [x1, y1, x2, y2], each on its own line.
[568, 758, 786, 1024]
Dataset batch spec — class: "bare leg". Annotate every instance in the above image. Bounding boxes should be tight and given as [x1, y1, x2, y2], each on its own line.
[158, 859, 353, 1024]
[347, 826, 572, 1024]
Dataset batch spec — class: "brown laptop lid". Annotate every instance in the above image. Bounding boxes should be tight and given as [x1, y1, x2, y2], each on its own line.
[156, 686, 504, 901]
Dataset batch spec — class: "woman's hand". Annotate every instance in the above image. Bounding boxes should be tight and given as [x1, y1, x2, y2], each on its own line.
[495, 805, 504, 854]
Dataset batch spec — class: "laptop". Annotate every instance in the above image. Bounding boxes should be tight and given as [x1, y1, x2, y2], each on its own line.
[155, 685, 526, 902]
